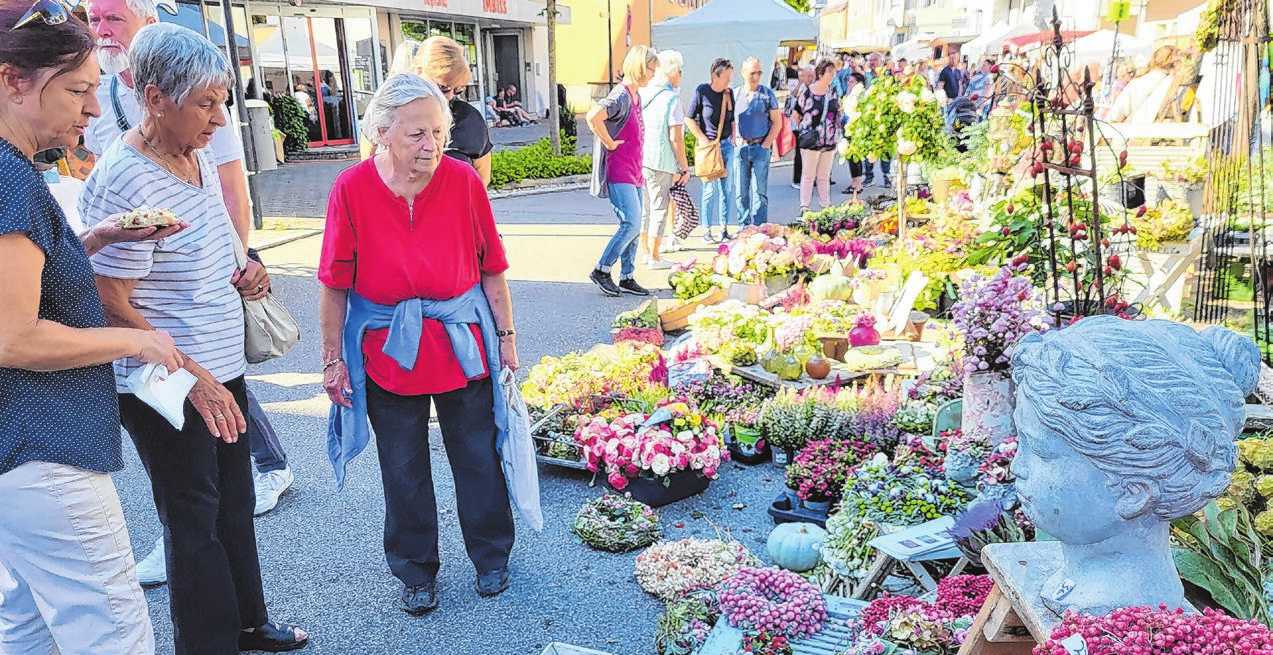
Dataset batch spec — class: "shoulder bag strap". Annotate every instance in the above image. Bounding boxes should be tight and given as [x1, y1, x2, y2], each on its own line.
[110, 76, 131, 133]
[713, 90, 731, 144]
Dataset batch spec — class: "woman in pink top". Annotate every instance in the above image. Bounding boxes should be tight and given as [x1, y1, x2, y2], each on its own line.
[586, 45, 659, 297]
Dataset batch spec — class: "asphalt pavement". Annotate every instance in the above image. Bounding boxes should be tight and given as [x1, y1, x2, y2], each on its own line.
[113, 153, 879, 655]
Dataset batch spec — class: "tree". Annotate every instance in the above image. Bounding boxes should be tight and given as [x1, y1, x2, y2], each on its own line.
[781, 0, 810, 14]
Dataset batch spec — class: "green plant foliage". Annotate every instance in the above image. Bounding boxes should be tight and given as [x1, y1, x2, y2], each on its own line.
[684, 131, 696, 168]
[1172, 500, 1271, 626]
[843, 73, 951, 165]
[558, 104, 578, 139]
[267, 94, 309, 154]
[488, 134, 591, 188]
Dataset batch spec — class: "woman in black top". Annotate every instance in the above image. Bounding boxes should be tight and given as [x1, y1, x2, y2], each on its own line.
[793, 58, 842, 212]
[367, 37, 495, 185]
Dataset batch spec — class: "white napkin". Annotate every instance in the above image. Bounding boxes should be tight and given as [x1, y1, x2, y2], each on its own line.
[124, 363, 197, 430]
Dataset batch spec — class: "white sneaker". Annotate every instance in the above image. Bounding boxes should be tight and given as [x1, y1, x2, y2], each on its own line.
[253, 467, 294, 516]
[664, 240, 682, 253]
[135, 536, 167, 586]
[649, 258, 675, 270]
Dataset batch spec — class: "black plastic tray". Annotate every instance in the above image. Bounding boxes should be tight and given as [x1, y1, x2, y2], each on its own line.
[766, 493, 829, 528]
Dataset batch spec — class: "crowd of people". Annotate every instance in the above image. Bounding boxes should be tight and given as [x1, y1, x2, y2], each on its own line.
[1, 0, 522, 651]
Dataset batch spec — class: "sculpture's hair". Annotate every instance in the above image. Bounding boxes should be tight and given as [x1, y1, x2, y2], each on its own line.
[1013, 317, 1258, 520]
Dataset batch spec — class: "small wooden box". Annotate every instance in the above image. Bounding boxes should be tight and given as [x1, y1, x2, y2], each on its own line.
[659, 286, 727, 331]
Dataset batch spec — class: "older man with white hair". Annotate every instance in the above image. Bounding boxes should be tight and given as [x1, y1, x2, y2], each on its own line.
[732, 56, 781, 225]
[637, 49, 690, 268]
[83, 0, 299, 588]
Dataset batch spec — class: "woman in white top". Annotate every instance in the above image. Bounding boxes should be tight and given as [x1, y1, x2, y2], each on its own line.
[81, 23, 308, 655]
[1106, 46, 1178, 124]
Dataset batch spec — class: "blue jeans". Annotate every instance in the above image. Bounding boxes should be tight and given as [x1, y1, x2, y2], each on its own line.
[701, 139, 736, 232]
[598, 183, 643, 278]
[735, 144, 771, 226]
[246, 387, 288, 473]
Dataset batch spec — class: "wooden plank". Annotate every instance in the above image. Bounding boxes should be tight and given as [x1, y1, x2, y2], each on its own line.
[956, 588, 1036, 655]
[851, 554, 897, 600]
[982, 592, 1033, 642]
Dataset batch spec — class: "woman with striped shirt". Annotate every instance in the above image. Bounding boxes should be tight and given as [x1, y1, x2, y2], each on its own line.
[82, 24, 308, 655]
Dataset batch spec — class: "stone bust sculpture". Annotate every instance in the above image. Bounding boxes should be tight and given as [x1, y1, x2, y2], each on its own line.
[1011, 316, 1259, 616]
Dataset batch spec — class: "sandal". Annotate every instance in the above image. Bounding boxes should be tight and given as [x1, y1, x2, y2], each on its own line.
[239, 621, 308, 652]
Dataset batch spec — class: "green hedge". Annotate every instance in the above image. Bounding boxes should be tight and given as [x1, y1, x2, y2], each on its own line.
[489, 134, 591, 189]
[267, 95, 308, 153]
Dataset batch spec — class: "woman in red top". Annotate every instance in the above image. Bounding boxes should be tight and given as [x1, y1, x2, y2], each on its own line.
[317, 73, 519, 616]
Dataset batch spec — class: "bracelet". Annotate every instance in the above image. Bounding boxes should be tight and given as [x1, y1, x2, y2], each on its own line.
[322, 358, 343, 371]
[495, 329, 515, 338]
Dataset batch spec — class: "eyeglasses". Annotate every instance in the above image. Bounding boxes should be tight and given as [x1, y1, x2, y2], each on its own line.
[436, 83, 454, 95]
[14, 0, 80, 30]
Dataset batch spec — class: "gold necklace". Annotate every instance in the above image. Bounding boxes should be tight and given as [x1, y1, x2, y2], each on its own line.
[139, 126, 196, 185]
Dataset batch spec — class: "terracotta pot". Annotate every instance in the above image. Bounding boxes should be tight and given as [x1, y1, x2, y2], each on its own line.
[962, 371, 1016, 445]
[805, 356, 831, 379]
[818, 335, 850, 361]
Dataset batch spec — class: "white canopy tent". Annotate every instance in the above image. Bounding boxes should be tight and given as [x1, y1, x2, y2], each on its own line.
[961, 8, 1041, 61]
[1068, 30, 1154, 66]
[652, 0, 816, 101]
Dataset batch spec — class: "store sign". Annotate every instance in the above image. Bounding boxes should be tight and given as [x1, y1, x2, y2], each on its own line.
[423, 0, 448, 7]
[483, 0, 507, 13]
[1105, 0, 1130, 22]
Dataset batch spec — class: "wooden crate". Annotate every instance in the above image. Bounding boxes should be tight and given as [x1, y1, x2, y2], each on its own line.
[660, 286, 727, 331]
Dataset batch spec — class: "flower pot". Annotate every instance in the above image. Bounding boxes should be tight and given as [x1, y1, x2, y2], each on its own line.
[818, 335, 850, 361]
[962, 372, 1016, 445]
[905, 311, 930, 342]
[849, 323, 881, 347]
[782, 487, 800, 509]
[610, 470, 711, 508]
[729, 426, 770, 464]
[802, 498, 832, 513]
[931, 178, 953, 204]
[772, 448, 793, 465]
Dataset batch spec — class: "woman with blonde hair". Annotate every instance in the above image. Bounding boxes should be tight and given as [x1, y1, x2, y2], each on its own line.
[361, 36, 493, 184]
[1107, 45, 1178, 124]
[586, 44, 659, 297]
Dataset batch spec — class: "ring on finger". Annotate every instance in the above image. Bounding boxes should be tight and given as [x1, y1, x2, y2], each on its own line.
[214, 413, 225, 419]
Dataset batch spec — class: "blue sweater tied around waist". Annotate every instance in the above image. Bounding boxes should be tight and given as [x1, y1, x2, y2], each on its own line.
[328, 285, 507, 490]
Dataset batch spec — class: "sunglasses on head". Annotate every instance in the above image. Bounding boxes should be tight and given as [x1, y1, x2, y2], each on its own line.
[14, 0, 81, 30]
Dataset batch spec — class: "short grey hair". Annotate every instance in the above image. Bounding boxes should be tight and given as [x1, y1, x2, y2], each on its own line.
[125, 0, 159, 20]
[361, 73, 453, 149]
[742, 56, 762, 70]
[651, 49, 683, 87]
[130, 23, 232, 107]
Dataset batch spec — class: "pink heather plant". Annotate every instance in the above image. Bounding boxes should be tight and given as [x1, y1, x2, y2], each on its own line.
[717, 567, 828, 639]
[1034, 605, 1273, 655]
[859, 595, 931, 636]
[935, 575, 995, 618]
[951, 265, 1049, 375]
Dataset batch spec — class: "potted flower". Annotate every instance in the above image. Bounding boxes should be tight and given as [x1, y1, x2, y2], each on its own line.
[1155, 155, 1207, 216]
[574, 399, 728, 507]
[787, 438, 874, 512]
[950, 265, 1048, 444]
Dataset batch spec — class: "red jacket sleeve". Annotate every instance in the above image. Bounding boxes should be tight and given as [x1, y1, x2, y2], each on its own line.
[317, 170, 357, 289]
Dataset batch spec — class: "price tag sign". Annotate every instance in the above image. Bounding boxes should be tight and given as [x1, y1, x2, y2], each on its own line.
[1106, 0, 1131, 22]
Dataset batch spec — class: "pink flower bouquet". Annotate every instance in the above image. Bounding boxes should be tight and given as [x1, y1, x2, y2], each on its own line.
[574, 399, 728, 490]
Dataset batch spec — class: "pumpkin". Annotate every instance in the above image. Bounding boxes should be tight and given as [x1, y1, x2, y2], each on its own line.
[767, 522, 828, 573]
[807, 262, 854, 302]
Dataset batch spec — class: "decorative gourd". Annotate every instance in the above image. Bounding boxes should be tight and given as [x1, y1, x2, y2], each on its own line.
[759, 327, 782, 374]
[767, 522, 828, 573]
[805, 355, 831, 379]
[849, 314, 881, 347]
[807, 262, 854, 302]
[777, 353, 803, 381]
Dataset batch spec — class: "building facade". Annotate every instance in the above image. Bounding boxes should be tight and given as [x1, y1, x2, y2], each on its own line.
[168, 0, 549, 149]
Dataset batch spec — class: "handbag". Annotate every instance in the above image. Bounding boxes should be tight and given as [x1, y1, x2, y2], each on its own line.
[227, 226, 301, 364]
[776, 116, 795, 157]
[670, 182, 700, 240]
[694, 90, 732, 181]
[797, 92, 830, 150]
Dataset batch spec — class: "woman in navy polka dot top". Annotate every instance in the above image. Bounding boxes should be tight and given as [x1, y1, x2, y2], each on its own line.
[0, 5, 183, 653]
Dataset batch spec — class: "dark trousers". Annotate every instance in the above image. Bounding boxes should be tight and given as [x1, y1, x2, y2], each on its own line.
[120, 376, 267, 655]
[863, 158, 892, 180]
[365, 375, 514, 587]
[246, 387, 288, 473]
[847, 158, 864, 179]
[792, 140, 802, 184]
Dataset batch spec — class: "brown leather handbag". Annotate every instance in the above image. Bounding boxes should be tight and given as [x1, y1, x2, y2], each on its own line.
[694, 90, 732, 181]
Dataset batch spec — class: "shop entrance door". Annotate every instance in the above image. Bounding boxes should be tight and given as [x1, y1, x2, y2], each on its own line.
[281, 14, 354, 146]
[491, 33, 522, 100]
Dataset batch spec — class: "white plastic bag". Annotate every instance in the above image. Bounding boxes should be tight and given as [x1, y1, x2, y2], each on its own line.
[124, 363, 197, 430]
[497, 367, 543, 531]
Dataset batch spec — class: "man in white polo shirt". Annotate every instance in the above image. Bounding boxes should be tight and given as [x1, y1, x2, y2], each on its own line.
[84, 0, 296, 586]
